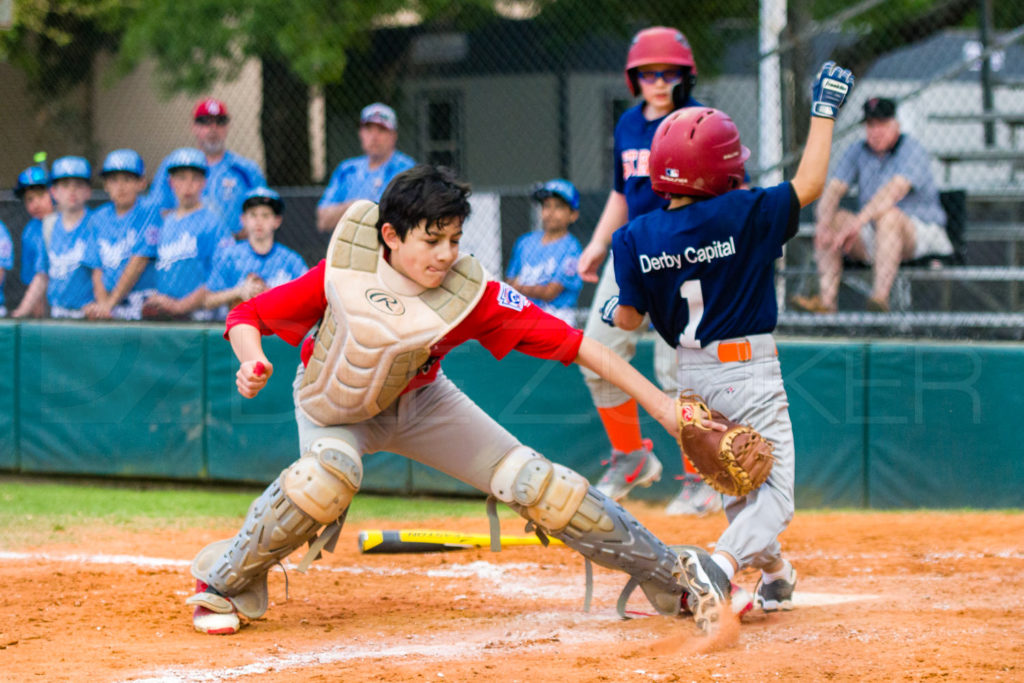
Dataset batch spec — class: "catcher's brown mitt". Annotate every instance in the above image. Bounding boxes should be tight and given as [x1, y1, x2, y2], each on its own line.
[675, 392, 775, 497]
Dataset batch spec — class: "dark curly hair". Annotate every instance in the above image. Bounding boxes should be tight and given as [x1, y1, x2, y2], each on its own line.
[376, 165, 471, 246]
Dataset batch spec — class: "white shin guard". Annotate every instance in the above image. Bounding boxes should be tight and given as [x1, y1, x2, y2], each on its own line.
[190, 439, 362, 618]
[490, 447, 685, 615]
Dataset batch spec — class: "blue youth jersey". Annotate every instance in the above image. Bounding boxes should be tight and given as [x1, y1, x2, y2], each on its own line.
[613, 97, 702, 221]
[20, 218, 47, 284]
[0, 222, 12, 307]
[208, 241, 308, 292]
[505, 231, 583, 311]
[318, 151, 416, 206]
[148, 150, 265, 234]
[155, 206, 234, 299]
[85, 202, 161, 294]
[47, 211, 96, 310]
[612, 184, 800, 348]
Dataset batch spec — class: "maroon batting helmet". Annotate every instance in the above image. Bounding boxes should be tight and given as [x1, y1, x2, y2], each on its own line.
[649, 107, 750, 199]
[625, 27, 698, 96]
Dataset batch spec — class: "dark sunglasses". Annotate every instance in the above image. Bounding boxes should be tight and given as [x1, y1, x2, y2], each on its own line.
[195, 115, 230, 126]
[636, 68, 685, 84]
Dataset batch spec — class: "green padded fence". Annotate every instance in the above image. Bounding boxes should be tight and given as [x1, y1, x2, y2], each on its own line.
[1, 320, 1020, 508]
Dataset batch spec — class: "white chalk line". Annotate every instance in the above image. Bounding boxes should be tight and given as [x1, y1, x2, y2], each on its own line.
[0, 550, 885, 609]
[121, 616, 613, 683]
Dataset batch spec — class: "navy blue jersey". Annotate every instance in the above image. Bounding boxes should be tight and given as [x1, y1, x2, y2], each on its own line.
[612, 183, 799, 348]
[613, 97, 701, 221]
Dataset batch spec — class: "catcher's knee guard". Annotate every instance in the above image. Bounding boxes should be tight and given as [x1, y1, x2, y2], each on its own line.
[490, 447, 685, 616]
[490, 447, 589, 531]
[189, 438, 362, 618]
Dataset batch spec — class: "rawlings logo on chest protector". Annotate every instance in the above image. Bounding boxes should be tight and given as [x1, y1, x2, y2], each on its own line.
[296, 200, 486, 426]
[365, 289, 405, 315]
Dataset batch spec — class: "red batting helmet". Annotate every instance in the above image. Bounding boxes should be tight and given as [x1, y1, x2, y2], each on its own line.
[625, 27, 697, 96]
[649, 107, 750, 198]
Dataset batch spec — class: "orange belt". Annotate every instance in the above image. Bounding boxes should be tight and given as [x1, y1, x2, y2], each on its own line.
[717, 339, 753, 363]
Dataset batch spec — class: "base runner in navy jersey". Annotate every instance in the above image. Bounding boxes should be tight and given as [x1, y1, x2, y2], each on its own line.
[576, 26, 722, 515]
[606, 62, 855, 612]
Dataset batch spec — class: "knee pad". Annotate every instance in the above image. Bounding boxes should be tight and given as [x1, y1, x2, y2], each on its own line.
[282, 437, 362, 524]
[489, 446, 589, 532]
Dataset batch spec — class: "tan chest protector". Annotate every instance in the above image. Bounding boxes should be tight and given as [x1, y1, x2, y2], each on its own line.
[297, 200, 486, 426]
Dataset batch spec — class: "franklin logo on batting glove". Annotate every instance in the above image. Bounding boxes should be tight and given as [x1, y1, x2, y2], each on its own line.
[810, 61, 854, 119]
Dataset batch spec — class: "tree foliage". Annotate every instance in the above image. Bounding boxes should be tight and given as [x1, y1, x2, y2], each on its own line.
[0, 0, 131, 96]
[115, 0, 495, 93]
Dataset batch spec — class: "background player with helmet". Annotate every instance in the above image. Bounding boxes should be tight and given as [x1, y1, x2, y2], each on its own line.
[10, 165, 53, 319]
[148, 98, 266, 238]
[505, 178, 584, 326]
[185, 164, 731, 637]
[205, 186, 307, 317]
[576, 26, 721, 515]
[143, 147, 234, 321]
[42, 156, 99, 319]
[83, 149, 161, 321]
[604, 62, 855, 612]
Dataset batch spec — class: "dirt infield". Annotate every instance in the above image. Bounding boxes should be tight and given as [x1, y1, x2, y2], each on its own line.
[2, 506, 1022, 682]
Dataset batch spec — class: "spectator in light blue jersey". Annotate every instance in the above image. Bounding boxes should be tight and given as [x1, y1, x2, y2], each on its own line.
[143, 148, 234, 321]
[45, 156, 98, 319]
[84, 149, 161, 320]
[147, 98, 265, 238]
[10, 165, 53, 318]
[0, 220, 13, 317]
[506, 179, 583, 326]
[205, 187, 307, 319]
[316, 102, 416, 232]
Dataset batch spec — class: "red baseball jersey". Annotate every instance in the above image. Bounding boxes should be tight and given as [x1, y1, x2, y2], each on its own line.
[226, 259, 584, 394]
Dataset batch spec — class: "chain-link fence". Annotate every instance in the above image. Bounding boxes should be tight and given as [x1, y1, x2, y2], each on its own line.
[1, 1, 1022, 338]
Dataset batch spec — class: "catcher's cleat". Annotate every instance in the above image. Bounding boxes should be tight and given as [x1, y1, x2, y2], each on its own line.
[664, 474, 723, 516]
[755, 562, 797, 612]
[187, 580, 240, 635]
[595, 439, 662, 501]
[671, 545, 728, 634]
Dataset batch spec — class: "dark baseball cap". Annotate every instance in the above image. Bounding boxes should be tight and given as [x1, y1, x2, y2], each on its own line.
[862, 97, 896, 122]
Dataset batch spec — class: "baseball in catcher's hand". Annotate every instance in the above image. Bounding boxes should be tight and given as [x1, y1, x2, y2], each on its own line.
[237, 359, 273, 398]
[675, 393, 775, 497]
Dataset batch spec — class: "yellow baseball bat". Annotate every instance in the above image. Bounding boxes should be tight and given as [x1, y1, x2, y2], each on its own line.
[357, 529, 564, 554]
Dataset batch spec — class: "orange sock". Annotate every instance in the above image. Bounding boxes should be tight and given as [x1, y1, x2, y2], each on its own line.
[597, 399, 644, 453]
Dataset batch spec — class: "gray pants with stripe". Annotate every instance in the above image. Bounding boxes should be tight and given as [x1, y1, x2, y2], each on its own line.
[674, 334, 796, 571]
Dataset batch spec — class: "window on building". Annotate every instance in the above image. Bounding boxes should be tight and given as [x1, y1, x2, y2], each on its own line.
[418, 92, 463, 174]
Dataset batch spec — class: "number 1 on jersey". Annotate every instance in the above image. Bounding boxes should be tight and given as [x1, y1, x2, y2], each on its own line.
[678, 279, 705, 349]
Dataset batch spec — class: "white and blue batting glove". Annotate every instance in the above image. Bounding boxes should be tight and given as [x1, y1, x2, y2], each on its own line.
[810, 61, 854, 119]
[600, 295, 619, 327]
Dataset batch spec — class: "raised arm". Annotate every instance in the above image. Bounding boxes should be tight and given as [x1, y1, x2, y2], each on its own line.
[791, 62, 855, 207]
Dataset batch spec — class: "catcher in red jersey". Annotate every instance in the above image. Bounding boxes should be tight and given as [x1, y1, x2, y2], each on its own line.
[185, 164, 733, 636]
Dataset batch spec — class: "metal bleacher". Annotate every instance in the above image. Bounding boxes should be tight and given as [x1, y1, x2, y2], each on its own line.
[778, 190, 1024, 340]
